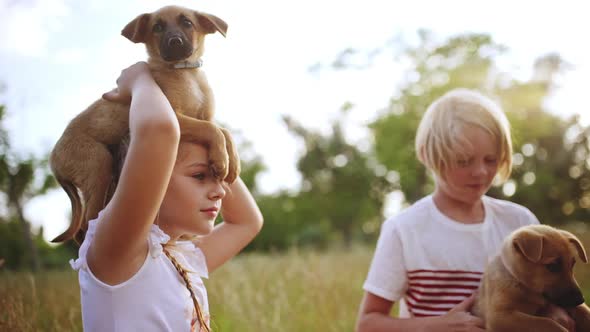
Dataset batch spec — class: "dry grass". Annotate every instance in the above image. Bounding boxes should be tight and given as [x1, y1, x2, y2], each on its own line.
[0, 247, 371, 332]
[2, 228, 590, 332]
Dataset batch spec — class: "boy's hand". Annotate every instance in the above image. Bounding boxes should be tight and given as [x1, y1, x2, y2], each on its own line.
[437, 294, 486, 331]
[102, 62, 154, 104]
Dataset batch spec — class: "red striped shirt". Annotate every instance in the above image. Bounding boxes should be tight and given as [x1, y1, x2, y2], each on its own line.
[405, 269, 482, 317]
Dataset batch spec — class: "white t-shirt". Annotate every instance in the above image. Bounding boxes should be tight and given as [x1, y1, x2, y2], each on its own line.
[363, 195, 539, 318]
[70, 213, 210, 332]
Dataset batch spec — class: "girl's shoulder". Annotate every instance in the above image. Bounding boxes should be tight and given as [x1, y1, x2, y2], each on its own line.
[70, 214, 173, 273]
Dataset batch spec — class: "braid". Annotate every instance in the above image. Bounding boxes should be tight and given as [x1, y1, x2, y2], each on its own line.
[162, 245, 210, 332]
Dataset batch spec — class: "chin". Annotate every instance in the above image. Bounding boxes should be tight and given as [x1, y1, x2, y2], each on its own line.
[199, 223, 215, 235]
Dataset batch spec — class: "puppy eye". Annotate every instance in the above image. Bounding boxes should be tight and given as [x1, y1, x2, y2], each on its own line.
[152, 23, 164, 33]
[546, 261, 562, 273]
[181, 18, 193, 28]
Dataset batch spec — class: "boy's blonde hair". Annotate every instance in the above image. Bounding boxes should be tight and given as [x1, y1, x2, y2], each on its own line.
[415, 88, 512, 182]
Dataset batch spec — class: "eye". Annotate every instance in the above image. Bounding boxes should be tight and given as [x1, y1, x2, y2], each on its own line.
[485, 157, 498, 164]
[152, 23, 164, 33]
[181, 17, 193, 28]
[457, 159, 469, 167]
[545, 259, 562, 273]
[192, 172, 206, 180]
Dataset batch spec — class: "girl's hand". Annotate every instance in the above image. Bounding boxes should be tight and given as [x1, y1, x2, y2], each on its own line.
[539, 303, 576, 332]
[437, 294, 485, 331]
[102, 62, 154, 103]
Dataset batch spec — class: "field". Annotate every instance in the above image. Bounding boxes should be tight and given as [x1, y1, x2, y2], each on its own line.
[2, 228, 590, 332]
[0, 247, 371, 332]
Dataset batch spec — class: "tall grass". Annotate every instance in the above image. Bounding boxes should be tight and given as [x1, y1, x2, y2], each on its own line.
[2, 231, 590, 332]
[207, 247, 371, 332]
[0, 247, 371, 332]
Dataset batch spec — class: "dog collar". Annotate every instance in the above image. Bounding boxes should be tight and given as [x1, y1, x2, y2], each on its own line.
[172, 59, 203, 69]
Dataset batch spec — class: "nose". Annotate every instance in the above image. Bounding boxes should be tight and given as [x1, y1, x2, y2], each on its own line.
[208, 182, 226, 200]
[553, 288, 585, 308]
[168, 36, 183, 47]
[471, 161, 487, 177]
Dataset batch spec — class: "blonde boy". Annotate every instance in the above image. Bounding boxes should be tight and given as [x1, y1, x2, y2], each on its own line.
[356, 89, 573, 331]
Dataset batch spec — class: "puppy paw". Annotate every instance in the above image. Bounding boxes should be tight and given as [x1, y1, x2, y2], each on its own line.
[208, 127, 229, 180]
[219, 127, 240, 184]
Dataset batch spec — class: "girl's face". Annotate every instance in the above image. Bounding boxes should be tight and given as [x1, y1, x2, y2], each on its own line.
[158, 143, 226, 239]
[435, 125, 499, 206]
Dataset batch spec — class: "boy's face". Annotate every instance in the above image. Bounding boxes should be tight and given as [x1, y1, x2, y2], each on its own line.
[158, 142, 225, 239]
[436, 125, 499, 205]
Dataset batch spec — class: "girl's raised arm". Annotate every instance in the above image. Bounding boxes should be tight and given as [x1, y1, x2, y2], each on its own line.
[197, 177, 263, 273]
[87, 62, 180, 285]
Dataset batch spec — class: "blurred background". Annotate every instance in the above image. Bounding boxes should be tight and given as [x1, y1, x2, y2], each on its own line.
[2, 0, 590, 331]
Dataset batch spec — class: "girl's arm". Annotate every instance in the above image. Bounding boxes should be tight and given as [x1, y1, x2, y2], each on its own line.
[87, 62, 180, 285]
[196, 177, 263, 273]
[356, 292, 485, 332]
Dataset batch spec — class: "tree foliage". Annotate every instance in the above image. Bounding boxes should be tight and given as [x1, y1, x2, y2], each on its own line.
[369, 31, 590, 224]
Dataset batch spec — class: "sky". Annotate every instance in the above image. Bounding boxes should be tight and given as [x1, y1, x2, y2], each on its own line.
[1, 0, 589, 241]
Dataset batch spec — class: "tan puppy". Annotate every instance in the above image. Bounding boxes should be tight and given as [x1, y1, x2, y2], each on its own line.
[473, 224, 590, 332]
[50, 5, 240, 243]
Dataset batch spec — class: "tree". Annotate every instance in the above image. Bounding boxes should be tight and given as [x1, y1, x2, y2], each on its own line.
[283, 107, 395, 247]
[363, 31, 590, 224]
[0, 104, 57, 271]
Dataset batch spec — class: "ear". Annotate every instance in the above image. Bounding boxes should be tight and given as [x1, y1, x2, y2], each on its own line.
[195, 12, 228, 37]
[561, 230, 588, 263]
[513, 231, 544, 263]
[122, 13, 151, 43]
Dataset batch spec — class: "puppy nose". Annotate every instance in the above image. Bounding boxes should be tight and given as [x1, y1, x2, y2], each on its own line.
[556, 288, 585, 308]
[168, 36, 183, 47]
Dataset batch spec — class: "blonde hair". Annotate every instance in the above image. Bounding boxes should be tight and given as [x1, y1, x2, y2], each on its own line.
[415, 88, 512, 182]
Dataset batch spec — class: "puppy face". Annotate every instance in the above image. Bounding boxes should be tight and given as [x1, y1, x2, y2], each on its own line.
[121, 6, 227, 63]
[504, 225, 588, 308]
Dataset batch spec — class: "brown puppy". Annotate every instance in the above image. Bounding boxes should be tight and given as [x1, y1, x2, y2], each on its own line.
[473, 224, 590, 332]
[50, 5, 240, 243]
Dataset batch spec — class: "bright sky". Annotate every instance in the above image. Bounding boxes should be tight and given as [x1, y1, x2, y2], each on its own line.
[1, 0, 589, 241]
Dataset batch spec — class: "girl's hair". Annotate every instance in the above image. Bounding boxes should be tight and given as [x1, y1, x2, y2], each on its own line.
[414, 88, 513, 182]
[162, 245, 210, 332]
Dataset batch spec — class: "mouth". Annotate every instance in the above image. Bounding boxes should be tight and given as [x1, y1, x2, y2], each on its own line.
[200, 207, 219, 218]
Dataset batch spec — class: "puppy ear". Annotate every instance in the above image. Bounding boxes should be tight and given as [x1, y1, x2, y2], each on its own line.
[122, 13, 151, 43]
[513, 231, 544, 263]
[195, 12, 228, 37]
[560, 230, 588, 263]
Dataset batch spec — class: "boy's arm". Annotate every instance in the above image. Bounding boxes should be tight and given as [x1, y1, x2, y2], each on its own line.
[197, 177, 263, 273]
[357, 293, 484, 332]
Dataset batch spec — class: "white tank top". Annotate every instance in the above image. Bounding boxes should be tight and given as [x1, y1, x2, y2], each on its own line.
[70, 214, 210, 331]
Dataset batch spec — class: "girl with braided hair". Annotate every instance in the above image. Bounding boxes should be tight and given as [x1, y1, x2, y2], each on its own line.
[66, 62, 263, 331]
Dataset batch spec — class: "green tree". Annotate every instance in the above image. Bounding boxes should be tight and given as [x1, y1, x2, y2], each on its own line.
[0, 104, 57, 271]
[283, 108, 395, 247]
[363, 31, 590, 224]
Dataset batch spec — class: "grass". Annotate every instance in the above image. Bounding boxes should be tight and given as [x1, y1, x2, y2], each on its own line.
[2, 226, 590, 331]
[0, 247, 372, 332]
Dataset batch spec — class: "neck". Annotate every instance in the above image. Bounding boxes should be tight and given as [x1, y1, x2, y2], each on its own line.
[432, 190, 484, 224]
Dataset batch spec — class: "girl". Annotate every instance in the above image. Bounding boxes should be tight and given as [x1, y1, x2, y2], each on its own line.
[356, 89, 574, 331]
[66, 62, 263, 331]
